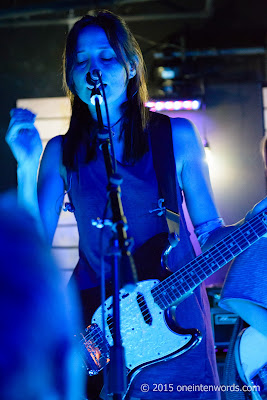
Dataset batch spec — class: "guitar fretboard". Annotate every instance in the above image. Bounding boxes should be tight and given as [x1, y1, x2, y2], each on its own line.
[151, 209, 267, 310]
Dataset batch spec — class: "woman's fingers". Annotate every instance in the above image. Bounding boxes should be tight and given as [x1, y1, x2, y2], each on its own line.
[6, 122, 37, 143]
[10, 108, 36, 121]
[5, 108, 42, 165]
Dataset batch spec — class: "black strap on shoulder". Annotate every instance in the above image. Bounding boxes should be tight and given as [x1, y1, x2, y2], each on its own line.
[149, 112, 181, 213]
[149, 112, 181, 235]
[149, 112, 196, 267]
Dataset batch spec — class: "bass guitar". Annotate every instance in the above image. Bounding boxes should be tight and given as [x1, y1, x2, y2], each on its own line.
[79, 208, 267, 397]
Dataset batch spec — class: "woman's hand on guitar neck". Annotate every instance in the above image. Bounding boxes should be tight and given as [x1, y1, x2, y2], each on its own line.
[245, 196, 267, 220]
[201, 197, 267, 251]
[245, 197, 267, 238]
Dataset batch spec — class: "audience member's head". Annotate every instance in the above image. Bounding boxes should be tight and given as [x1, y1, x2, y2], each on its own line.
[0, 193, 84, 400]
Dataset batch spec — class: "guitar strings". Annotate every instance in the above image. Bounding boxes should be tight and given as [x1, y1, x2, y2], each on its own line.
[152, 214, 266, 304]
[82, 216, 266, 346]
[82, 214, 267, 348]
[83, 217, 266, 348]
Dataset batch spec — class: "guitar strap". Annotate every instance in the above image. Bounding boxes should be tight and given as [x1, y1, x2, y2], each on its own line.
[149, 112, 180, 233]
[149, 112, 196, 269]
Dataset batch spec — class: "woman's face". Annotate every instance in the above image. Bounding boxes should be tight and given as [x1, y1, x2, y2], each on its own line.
[72, 25, 131, 113]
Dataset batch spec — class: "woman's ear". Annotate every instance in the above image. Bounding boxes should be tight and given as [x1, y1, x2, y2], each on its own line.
[129, 64, 136, 79]
[129, 59, 137, 79]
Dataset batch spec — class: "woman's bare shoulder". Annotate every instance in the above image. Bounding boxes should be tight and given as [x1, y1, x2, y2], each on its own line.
[39, 135, 66, 179]
[45, 134, 64, 152]
[170, 117, 204, 163]
[170, 117, 200, 145]
[41, 135, 65, 167]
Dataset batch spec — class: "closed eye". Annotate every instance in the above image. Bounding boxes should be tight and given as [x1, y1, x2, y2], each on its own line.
[77, 60, 87, 65]
[100, 49, 116, 62]
[101, 56, 114, 62]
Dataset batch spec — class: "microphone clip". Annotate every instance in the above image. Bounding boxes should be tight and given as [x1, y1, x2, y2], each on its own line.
[90, 87, 103, 105]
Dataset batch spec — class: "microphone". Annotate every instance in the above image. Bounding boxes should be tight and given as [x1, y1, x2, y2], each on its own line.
[88, 70, 103, 105]
[86, 69, 102, 89]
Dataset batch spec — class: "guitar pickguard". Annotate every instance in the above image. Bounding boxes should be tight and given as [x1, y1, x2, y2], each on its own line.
[80, 279, 201, 379]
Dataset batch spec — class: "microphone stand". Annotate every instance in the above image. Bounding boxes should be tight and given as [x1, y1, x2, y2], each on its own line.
[91, 85, 137, 400]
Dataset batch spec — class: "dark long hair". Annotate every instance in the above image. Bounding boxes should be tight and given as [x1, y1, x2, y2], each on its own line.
[62, 10, 150, 169]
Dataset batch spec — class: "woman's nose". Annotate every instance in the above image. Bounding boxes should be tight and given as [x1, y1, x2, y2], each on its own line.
[86, 69, 101, 88]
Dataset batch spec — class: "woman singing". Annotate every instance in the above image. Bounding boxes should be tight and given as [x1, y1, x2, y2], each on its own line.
[6, 10, 267, 400]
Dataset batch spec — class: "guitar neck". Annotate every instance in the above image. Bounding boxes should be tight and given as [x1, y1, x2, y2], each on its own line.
[152, 209, 267, 310]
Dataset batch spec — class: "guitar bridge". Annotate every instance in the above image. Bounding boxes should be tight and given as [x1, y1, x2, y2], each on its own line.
[79, 323, 110, 376]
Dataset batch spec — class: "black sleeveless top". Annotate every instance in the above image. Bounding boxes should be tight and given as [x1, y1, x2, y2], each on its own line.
[68, 113, 196, 288]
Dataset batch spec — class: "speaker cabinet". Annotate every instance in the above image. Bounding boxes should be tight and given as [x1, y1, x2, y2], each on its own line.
[210, 307, 238, 348]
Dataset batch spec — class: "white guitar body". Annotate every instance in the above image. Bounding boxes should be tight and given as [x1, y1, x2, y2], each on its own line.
[91, 279, 200, 387]
[235, 327, 267, 400]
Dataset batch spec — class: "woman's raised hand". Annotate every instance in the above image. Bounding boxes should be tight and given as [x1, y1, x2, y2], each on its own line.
[6, 108, 43, 166]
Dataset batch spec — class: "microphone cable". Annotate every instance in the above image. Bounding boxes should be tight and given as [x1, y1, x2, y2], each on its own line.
[95, 70, 117, 174]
